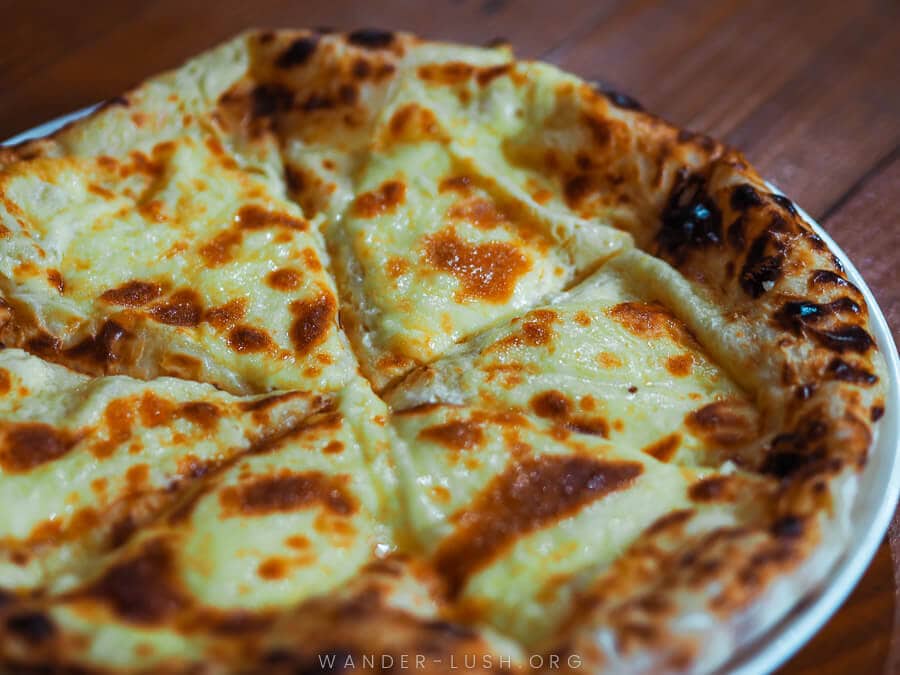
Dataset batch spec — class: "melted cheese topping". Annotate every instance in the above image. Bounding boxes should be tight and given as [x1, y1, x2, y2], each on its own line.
[0, 114, 354, 395]
[0, 30, 810, 674]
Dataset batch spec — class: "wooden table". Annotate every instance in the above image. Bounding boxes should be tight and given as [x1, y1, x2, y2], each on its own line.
[1, 1, 897, 672]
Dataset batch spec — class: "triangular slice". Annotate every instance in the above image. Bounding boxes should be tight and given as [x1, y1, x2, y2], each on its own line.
[0, 35, 355, 395]
[0, 348, 327, 591]
[387, 248, 762, 469]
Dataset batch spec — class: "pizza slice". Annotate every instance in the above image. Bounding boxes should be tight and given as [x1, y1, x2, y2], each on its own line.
[224, 32, 634, 388]
[0, 348, 327, 592]
[0, 372, 412, 671]
[0, 35, 356, 395]
[387, 248, 763, 469]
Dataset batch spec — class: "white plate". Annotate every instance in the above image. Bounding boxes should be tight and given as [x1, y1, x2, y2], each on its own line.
[3, 109, 899, 675]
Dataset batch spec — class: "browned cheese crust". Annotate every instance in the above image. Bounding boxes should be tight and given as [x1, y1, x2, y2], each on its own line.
[0, 28, 888, 675]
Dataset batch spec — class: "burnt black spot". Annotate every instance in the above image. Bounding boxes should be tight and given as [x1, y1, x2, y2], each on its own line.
[740, 233, 784, 297]
[276, 36, 318, 68]
[795, 384, 815, 400]
[815, 325, 874, 354]
[770, 515, 805, 539]
[806, 232, 827, 251]
[826, 358, 878, 385]
[809, 269, 854, 290]
[871, 405, 885, 422]
[761, 415, 834, 478]
[627, 385, 638, 394]
[726, 215, 746, 250]
[251, 84, 294, 117]
[770, 193, 798, 216]
[6, 612, 55, 644]
[761, 449, 822, 479]
[730, 184, 764, 211]
[657, 173, 723, 258]
[64, 320, 130, 365]
[774, 297, 860, 333]
[347, 29, 394, 49]
[592, 81, 643, 111]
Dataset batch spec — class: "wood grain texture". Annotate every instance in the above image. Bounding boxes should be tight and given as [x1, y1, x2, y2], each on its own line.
[0, 1, 897, 672]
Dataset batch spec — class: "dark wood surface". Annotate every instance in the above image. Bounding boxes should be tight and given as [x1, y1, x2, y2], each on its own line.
[1, 1, 897, 672]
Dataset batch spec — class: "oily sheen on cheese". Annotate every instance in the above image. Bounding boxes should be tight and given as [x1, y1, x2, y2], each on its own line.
[0, 28, 887, 675]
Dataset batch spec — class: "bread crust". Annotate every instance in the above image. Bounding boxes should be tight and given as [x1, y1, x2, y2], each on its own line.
[0, 29, 888, 674]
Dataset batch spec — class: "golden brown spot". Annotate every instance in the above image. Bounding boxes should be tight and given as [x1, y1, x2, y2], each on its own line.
[387, 103, 441, 142]
[418, 62, 475, 85]
[80, 539, 185, 625]
[642, 433, 681, 462]
[596, 351, 622, 368]
[219, 470, 357, 518]
[433, 455, 642, 597]
[688, 476, 733, 502]
[12, 261, 38, 278]
[289, 293, 335, 355]
[563, 174, 595, 210]
[530, 390, 572, 419]
[439, 175, 473, 194]
[386, 256, 410, 279]
[199, 229, 243, 267]
[46, 269, 65, 294]
[149, 290, 203, 327]
[0, 369, 10, 395]
[447, 198, 509, 230]
[323, 440, 344, 455]
[432, 485, 452, 503]
[88, 184, 115, 200]
[204, 137, 238, 170]
[266, 268, 303, 291]
[285, 164, 330, 219]
[227, 326, 273, 353]
[352, 180, 406, 218]
[125, 464, 150, 491]
[179, 402, 220, 430]
[573, 311, 591, 327]
[608, 301, 694, 345]
[0, 422, 81, 472]
[530, 390, 608, 437]
[138, 200, 168, 223]
[100, 280, 162, 307]
[91, 398, 134, 459]
[138, 392, 176, 428]
[665, 353, 694, 377]
[531, 188, 553, 204]
[236, 204, 307, 231]
[477, 63, 512, 86]
[204, 298, 247, 330]
[419, 420, 484, 450]
[685, 400, 758, 447]
[302, 248, 323, 271]
[285, 535, 310, 550]
[424, 228, 528, 302]
[258, 557, 289, 580]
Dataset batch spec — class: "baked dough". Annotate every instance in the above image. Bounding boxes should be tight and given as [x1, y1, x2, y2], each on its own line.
[0, 29, 887, 674]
